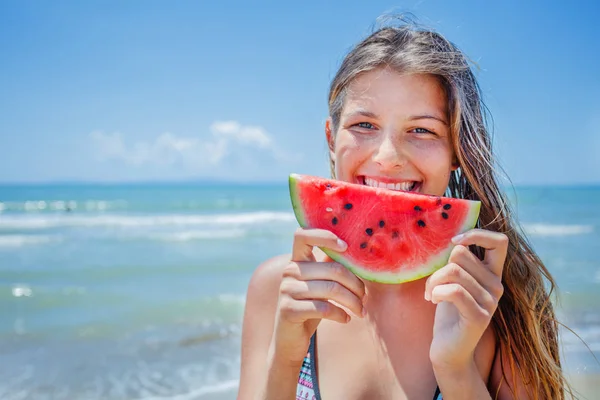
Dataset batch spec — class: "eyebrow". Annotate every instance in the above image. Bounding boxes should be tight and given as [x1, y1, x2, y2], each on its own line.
[408, 114, 449, 126]
[345, 109, 449, 126]
[345, 109, 379, 119]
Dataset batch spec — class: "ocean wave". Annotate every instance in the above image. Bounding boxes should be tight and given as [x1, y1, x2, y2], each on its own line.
[0, 200, 127, 213]
[217, 293, 246, 306]
[139, 380, 239, 400]
[523, 223, 594, 237]
[0, 354, 241, 400]
[11, 284, 33, 297]
[0, 234, 58, 247]
[0, 211, 295, 230]
[561, 324, 600, 353]
[150, 229, 247, 242]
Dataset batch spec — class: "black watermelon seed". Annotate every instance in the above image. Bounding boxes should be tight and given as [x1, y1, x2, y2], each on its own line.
[414, 205, 422, 211]
[417, 220, 426, 227]
[379, 220, 385, 228]
[344, 203, 353, 210]
[443, 204, 451, 210]
[436, 198, 442, 205]
[442, 212, 449, 219]
[366, 228, 373, 236]
[326, 184, 332, 188]
[392, 231, 399, 238]
[332, 217, 338, 225]
[360, 242, 367, 249]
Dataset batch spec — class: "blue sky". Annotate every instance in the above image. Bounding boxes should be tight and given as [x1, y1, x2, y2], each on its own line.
[1, 0, 598, 185]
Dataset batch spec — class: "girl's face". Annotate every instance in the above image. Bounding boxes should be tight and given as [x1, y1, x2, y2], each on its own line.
[327, 68, 457, 197]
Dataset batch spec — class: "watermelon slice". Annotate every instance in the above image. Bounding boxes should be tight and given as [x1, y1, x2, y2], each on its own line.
[289, 173, 481, 284]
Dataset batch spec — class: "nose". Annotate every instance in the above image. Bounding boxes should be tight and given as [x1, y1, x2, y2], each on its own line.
[372, 133, 406, 171]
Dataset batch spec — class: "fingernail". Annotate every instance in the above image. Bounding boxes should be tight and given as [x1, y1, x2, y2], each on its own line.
[452, 233, 464, 244]
[362, 307, 367, 317]
[337, 239, 347, 251]
[424, 291, 430, 302]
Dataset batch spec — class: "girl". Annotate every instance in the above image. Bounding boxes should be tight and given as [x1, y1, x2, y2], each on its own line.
[238, 19, 571, 400]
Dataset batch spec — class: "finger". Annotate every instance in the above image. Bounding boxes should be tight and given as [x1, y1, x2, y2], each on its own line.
[282, 279, 364, 318]
[279, 297, 350, 324]
[282, 261, 365, 300]
[447, 245, 504, 301]
[425, 263, 498, 313]
[292, 228, 347, 262]
[430, 284, 492, 325]
[452, 229, 509, 276]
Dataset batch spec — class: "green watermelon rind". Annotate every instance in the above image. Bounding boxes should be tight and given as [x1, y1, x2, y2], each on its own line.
[289, 174, 481, 284]
[289, 173, 308, 227]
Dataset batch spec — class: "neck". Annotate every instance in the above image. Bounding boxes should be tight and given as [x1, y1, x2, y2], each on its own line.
[359, 277, 436, 355]
[362, 278, 428, 311]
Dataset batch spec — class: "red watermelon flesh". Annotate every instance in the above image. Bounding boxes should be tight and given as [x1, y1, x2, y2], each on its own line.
[289, 174, 481, 284]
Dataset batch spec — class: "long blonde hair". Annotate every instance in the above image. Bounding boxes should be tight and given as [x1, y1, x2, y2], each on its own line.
[327, 17, 573, 399]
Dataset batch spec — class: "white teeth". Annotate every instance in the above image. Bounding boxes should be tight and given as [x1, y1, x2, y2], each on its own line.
[399, 182, 413, 191]
[363, 177, 415, 192]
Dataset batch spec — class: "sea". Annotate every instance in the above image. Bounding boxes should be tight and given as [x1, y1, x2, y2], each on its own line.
[1, 182, 599, 399]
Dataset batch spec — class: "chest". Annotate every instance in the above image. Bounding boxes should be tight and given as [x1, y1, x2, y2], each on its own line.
[315, 306, 440, 400]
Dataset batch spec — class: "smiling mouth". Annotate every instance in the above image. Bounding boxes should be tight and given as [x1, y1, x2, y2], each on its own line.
[358, 176, 421, 192]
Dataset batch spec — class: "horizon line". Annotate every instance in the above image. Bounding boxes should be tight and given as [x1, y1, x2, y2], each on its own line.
[0, 178, 599, 189]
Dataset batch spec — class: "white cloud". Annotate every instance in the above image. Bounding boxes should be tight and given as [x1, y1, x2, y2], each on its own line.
[210, 121, 272, 148]
[90, 121, 300, 173]
[90, 131, 202, 166]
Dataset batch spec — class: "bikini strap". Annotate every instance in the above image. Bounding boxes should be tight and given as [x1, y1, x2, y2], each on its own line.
[433, 385, 442, 399]
[308, 333, 322, 399]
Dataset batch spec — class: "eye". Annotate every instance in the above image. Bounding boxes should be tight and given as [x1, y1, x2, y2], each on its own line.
[353, 122, 375, 129]
[411, 127, 436, 135]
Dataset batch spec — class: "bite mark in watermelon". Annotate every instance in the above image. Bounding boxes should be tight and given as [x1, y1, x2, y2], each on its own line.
[289, 173, 481, 284]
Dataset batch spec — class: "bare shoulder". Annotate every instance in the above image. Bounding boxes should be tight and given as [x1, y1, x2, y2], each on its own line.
[473, 324, 497, 384]
[488, 339, 531, 399]
[238, 253, 291, 398]
[247, 253, 291, 300]
[478, 323, 532, 398]
[243, 253, 291, 337]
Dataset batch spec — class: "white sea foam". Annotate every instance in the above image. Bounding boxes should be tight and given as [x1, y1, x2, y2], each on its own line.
[0, 199, 127, 212]
[0, 235, 57, 247]
[0, 211, 295, 230]
[561, 324, 600, 353]
[151, 229, 247, 242]
[12, 284, 33, 297]
[217, 293, 246, 306]
[523, 223, 594, 236]
[139, 379, 239, 400]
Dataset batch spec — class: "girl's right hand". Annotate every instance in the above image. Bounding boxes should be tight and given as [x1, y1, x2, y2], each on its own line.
[269, 228, 366, 365]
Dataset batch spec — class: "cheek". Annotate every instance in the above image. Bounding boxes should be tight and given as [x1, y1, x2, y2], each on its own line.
[410, 139, 454, 178]
[334, 132, 368, 180]
[334, 133, 364, 165]
[413, 136, 451, 153]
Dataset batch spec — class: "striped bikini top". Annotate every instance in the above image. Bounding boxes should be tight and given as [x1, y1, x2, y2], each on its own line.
[296, 334, 442, 400]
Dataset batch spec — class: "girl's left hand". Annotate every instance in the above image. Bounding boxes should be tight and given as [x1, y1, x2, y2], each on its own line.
[425, 229, 508, 370]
